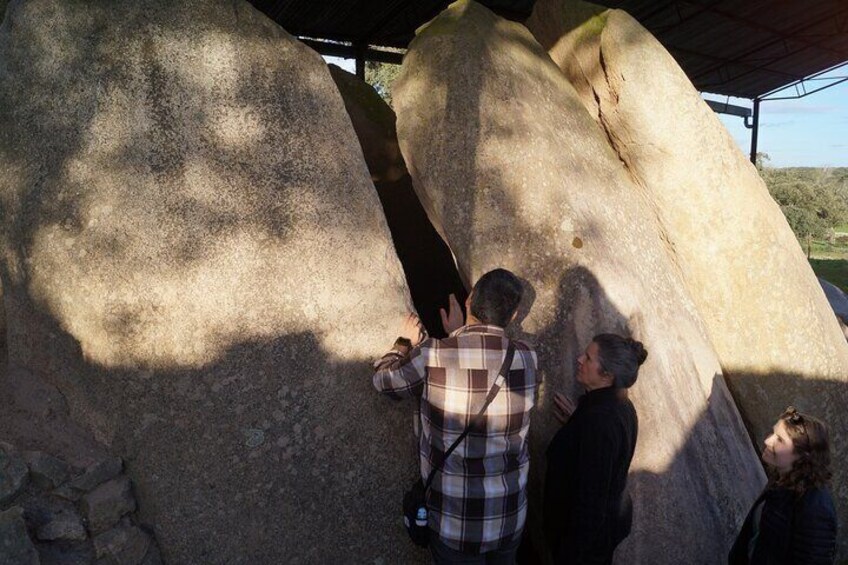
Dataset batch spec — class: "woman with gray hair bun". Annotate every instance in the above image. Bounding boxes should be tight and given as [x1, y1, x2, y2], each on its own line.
[543, 334, 647, 564]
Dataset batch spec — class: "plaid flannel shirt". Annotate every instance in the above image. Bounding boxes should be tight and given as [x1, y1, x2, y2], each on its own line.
[373, 324, 539, 553]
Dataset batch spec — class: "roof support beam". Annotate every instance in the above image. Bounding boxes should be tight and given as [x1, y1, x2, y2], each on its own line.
[354, 42, 366, 79]
[704, 99, 751, 120]
[749, 98, 760, 166]
[298, 38, 404, 65]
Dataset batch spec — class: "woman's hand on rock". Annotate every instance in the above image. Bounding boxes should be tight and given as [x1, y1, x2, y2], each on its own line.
[553, 392, 576, 425]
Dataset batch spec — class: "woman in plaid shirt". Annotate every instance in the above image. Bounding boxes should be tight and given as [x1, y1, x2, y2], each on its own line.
[373, 269, 539, 564]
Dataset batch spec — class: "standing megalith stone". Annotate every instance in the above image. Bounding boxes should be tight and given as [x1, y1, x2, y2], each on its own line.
[329, 64, 468, 336]
[526, 4, 848, 554]
[0, 0, 422, 562]
[328, 64, 408, 183]
[393, 1, 764, 562]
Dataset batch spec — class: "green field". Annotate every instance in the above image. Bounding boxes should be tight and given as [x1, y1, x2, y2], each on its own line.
[810, 258, 848, 292]
[808, 233, 848, 292]
[810, 241, 848, 260]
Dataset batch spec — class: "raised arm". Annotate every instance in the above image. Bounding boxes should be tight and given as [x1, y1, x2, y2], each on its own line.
[372, 313, 430, 400]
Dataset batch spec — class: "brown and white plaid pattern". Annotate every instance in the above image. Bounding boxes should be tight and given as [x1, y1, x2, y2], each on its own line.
[373, 324, 539, 554]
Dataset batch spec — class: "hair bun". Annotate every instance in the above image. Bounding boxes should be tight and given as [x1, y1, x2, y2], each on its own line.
[627, 339, 648, 365]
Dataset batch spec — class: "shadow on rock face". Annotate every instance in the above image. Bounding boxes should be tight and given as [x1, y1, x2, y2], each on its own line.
[328, 64, 468, 338]
[517, 267, 765, 565]
[374, 173, 469, 338]
[1, 273, 426, 564]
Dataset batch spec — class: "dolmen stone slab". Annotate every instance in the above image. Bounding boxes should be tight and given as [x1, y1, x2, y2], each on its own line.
[328, 64, 408, 183]
[329, 64, 468, 337]
[526, 2, 848, 555]
[394, 1, 765, 562]
[0, 0, 417, 562]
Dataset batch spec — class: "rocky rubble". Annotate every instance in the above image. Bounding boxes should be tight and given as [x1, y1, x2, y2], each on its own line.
[0, 443, 161, 565]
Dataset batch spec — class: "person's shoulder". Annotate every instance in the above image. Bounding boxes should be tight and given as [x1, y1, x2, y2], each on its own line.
[799, 486, 836, 514]
[583, 397, 632, 428]
[511, 339, 537, 362]
[510, 339, 538, 373]
[511, 338, 535, 352]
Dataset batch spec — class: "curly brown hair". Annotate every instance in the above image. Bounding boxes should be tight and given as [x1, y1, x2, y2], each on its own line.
[767, 406, 832, 495]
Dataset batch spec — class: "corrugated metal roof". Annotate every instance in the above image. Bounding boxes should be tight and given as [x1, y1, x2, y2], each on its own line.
[592, 0, 848, 98]
[248, 0, 848, 99]
[247, 0, 536, 47]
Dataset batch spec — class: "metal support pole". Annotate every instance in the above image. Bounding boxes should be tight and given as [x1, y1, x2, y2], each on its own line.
[749, 97, 760, 165]
[355, 43, 366, 80]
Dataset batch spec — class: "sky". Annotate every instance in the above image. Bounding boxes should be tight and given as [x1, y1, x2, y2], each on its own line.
[704, 68, 848, 168]
[326, 56, 847, 168]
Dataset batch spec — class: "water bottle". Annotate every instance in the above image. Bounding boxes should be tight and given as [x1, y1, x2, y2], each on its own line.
[415, 506, 427, 527]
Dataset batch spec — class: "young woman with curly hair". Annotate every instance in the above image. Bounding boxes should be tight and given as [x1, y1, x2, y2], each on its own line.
[729, 407, 838, 564]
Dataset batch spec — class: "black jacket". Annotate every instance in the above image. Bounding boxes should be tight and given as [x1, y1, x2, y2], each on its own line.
[729, 485, 837, 565]
[543, 386, 638, 564]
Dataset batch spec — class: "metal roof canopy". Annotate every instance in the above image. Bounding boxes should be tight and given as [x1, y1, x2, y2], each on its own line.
[248, 0, 847, 99]
[591, 1, 848, 163]
[247, 0, 848, 162]
[593, 0, 848, 101]
[247, 0, 535, 65]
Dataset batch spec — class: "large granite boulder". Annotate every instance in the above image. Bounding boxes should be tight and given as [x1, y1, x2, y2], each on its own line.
[329, 65, 467, 337]
[0, 1, 421, 562]
[1, 278, 5, 358]
[526, 4, 848, 554]
[328, 64, 407, 183]
[394, 1, 764, 561]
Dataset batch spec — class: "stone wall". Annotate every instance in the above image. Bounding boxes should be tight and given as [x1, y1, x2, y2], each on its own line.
[1, 442, 162, 564]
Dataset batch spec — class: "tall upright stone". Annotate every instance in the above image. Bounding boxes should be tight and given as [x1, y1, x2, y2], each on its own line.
[0, 0, 422, 562]
[526, 3, 848, 554]
[327, 64, 408, 183]
[394, 1, 764, 561]
[329, 64, 468, 336]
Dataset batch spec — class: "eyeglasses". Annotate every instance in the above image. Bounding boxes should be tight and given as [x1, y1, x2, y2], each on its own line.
[784, 406, 808, 437]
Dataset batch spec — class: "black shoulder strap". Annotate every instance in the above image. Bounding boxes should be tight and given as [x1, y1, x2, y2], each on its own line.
[423, 343, 517, 492]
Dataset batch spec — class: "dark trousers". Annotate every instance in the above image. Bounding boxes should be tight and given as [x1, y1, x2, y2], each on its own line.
[430, 534, 522, 565]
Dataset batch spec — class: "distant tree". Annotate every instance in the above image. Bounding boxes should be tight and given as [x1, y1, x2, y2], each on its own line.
[763, 164, 848, 240]
[365, 61, 402, 108]
[755, 152, 771, 172]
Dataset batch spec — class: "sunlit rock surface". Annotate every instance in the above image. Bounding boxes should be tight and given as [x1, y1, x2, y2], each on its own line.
[526, 4, 848, 554]
[394, 1, 764, 562]
[0, 1, 421, 562]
